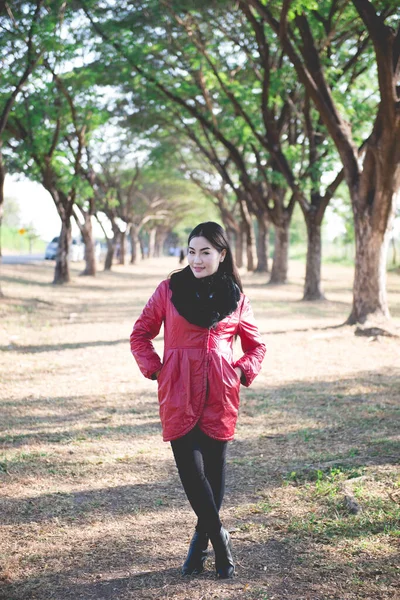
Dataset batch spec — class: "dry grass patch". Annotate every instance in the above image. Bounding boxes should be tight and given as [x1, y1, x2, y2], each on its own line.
[1, 258, 399, 599]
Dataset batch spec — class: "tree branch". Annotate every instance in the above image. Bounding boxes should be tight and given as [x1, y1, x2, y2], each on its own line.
[0, 0, 44, 135]
[352, 0, 398, 122]
[246, 0, 360, 190]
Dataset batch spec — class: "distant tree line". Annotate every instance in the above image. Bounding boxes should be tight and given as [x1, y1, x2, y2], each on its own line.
[0, 0, 399, 326]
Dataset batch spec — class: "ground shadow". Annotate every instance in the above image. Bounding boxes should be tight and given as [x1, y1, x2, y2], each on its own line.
[0, 477, 185, 526]
[0, 338, 130, 354]
[2, 371, 399, 599]
[0, 274, 53, 288]
[2, 520, 396, 599]
[0, 419, 162, 449]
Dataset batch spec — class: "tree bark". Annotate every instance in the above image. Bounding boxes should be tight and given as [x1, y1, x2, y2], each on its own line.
[269, 224, 289, 284]
[248, 0, 400, 322]
[53, 218, 71, 284]
[148, 228, 157, 258]
[0, 146, 5, 297]
[80, 220, 96, 276]
[74, 207, 96, 276]
[155, 228, 168, 257]
[118, 230, 126, 265]
[246, 224, 257, 272]
[95, 213, 114, 271]
[235, 228, 244, 268]
[255, 211, 269, 272]
[129, 224, 141, 264]
[303, 216, 325, 300]
[347, 215, 392, 324]
[390, 236, 397, 267]
[347, 111, 400, 321]
[226, 227, 236, 257]
[239, 200, 256, 271]
[104, 238, 114, 271]
[140, 234, 147, 259]
[0, 146, 4, 257]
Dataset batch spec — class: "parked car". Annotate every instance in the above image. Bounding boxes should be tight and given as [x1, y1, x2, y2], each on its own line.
[44, 236, 59, 260]
[44, 237, 85, 262]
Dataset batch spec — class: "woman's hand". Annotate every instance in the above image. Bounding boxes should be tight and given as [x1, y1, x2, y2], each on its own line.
[234, 366, 243, 381]
[153, 369, 161, 380]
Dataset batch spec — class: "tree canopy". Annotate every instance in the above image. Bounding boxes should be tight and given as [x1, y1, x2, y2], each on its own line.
[1, 0, 399, 324]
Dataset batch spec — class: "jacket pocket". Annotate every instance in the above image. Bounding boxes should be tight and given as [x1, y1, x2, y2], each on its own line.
[157, 350, 173, 385]
[221, 355, 241, 387]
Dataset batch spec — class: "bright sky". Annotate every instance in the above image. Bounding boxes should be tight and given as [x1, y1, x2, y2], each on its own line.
[4, 173, 346, 244]
[5, 173, 398, 245]
[4, 174, 106, 241]
[5, 174, 66, 241]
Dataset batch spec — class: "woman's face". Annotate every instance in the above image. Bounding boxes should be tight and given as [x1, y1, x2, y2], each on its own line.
[188, 236, 226, 279]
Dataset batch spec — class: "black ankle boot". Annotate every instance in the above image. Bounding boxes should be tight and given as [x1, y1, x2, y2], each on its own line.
[181, 531, 209, 575]
[209, 526, 235, 579]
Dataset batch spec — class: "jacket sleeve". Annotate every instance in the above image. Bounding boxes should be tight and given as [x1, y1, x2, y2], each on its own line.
[130, 280, 168, 379]
[233, 295, 266, 387]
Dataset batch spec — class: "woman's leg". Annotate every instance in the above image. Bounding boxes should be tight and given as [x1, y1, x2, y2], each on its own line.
[199, 428, 227, 512]
[195, 429, 234, 579]
[170, 426, 225, 534]
[171, 426, 233, 578]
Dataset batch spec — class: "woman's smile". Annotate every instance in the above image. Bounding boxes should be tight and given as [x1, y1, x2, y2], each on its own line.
[188, 236, 226, 278]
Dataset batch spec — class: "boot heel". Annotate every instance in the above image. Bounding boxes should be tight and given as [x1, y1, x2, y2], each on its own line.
[181, 531, 209, 575]
[209, 526, 235, 579]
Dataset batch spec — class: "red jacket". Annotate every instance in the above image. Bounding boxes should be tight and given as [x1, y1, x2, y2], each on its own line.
[130, 279, 266, 442]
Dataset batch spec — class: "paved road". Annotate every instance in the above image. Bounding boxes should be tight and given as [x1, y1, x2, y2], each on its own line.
[1, 253, 45, 264]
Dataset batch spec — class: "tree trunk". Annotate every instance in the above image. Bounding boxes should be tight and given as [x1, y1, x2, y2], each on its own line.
[154, 229, 161, 257]
[108, 221, 120, 270]
[0, 147, 5, 297]
[226, 227, 236, 254]
[347, 217, 391, 324]
[80, 212, 96, 276]
[53, 219, 71, 284]
[303, 217, 325, 300]
[140, 234, 146, 259]
[0, 218, 3, 298]
[248, 0, 400, 323]
[129, 224, 140, 264]
[118, 230, 126, 265]
[235, 228, 244, 268]
[269, 224, 289, 284]
[255, 212, 269, 273]
[239, 201, 256, 271]
[108, 221, 123, 267]
[81, 233, 96, 276]
[159, 232, 167, 256]
[390, 236, 397, 267]
[148, 228, 156, 258]
[104, 238, 114, 271]
[246, 224, 257, 272]
[155, 229, 168, 257]
[95, 213, 114, 271]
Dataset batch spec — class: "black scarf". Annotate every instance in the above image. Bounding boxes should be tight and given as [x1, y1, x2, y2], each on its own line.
[169, 266, 240, 329]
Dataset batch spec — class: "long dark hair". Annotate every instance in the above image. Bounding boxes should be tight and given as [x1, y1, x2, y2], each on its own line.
[188, 221, 243, 292]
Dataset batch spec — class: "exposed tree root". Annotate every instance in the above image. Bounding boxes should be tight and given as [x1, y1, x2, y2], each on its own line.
[354, 326, 399, 338]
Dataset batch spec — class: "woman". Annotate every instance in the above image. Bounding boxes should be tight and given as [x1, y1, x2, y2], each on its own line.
[130, 222, 266, 579]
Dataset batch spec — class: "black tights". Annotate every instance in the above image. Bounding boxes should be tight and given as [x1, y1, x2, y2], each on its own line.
[170, 425, 228, 535]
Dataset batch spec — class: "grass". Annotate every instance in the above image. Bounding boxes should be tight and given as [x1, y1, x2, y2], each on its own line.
[1, 226, 46, 254]
[0, 257, 399, 600]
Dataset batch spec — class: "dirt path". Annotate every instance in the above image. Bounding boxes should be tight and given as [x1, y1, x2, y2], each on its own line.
[1, 258, 399, 600]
